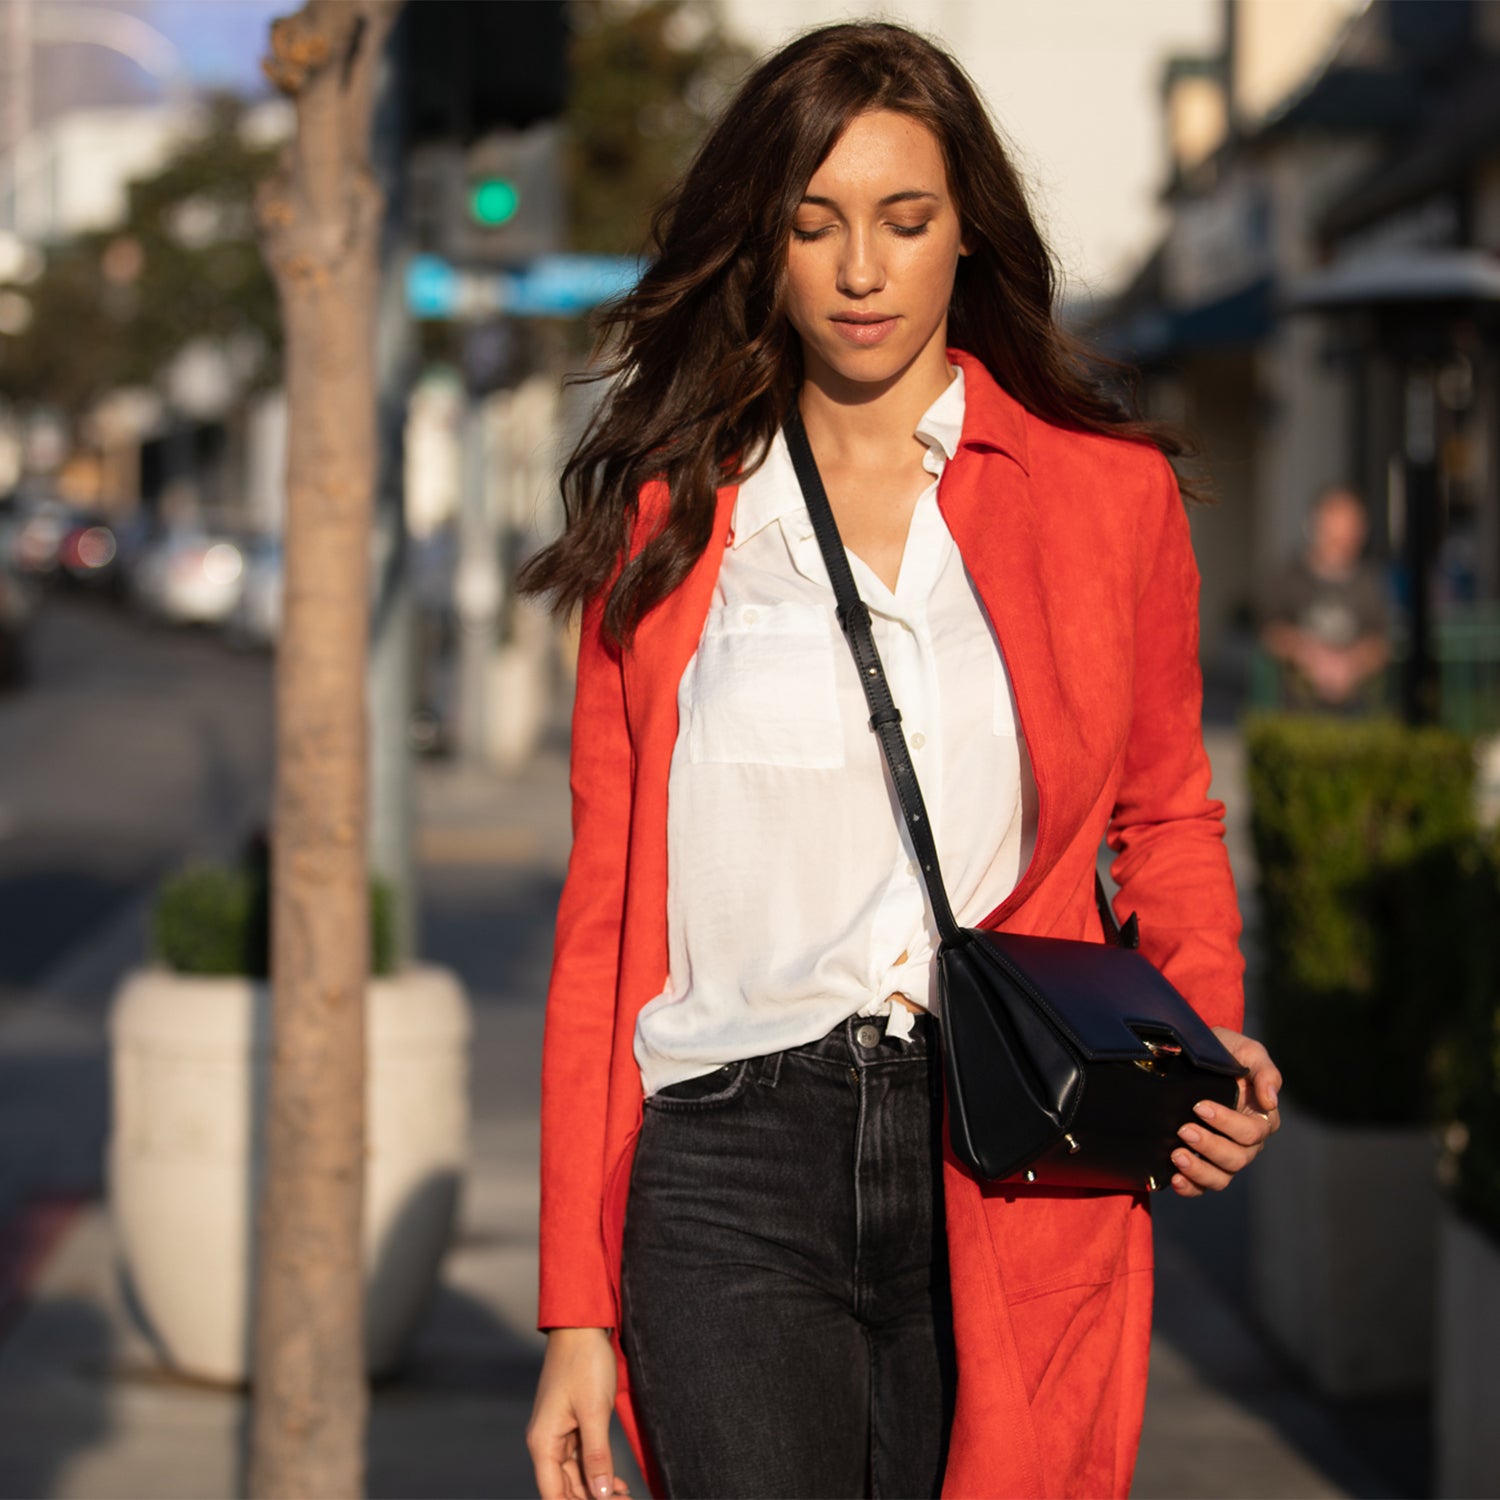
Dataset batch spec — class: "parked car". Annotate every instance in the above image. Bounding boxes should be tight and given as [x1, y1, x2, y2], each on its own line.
[225, 534, 282, 648]
[131, 530, 247, 627]
[7, 496, 81, 580]
[57, 517, 122, 590]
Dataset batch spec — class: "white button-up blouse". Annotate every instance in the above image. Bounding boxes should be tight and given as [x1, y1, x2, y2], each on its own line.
[633, 367, 1037, 1096]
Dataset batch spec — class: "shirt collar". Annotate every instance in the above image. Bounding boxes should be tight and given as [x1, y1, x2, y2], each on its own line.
[730, 365, 967, 550]
[915, 361, 965, 467]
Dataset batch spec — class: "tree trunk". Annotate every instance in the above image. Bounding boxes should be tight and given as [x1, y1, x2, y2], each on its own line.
[248, 4, 402, 1496]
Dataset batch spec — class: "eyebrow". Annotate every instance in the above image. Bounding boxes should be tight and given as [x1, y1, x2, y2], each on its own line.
[798, 190, 941, 208]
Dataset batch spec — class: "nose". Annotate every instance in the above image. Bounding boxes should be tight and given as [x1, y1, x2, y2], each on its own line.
[837, 224, 885, 298]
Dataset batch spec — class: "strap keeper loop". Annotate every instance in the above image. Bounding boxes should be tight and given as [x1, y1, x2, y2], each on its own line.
[836, 600, 870, 635]
[868, 705, 902, 731]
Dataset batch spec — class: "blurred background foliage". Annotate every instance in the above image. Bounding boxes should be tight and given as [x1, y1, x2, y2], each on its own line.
[565, 0, 752, 255]
[0, 2, 754, 417]
[0, 95, 280, 416]
[1246, 715, 1481, 1126]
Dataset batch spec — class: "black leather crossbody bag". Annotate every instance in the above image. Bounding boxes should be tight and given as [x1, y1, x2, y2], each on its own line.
[783, 412, 1245, 1192]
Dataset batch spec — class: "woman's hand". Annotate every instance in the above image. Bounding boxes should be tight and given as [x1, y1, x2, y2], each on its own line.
[527, 1327, 631, 1500]
[1169, 1027, 1283, 1198]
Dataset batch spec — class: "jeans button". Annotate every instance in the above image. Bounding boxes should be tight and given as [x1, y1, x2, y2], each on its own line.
[855, 1023, 881, 1049]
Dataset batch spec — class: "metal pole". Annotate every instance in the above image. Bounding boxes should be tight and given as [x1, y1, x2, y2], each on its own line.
[366, 11, 418, 963]
[1403, 362, 1440, 725]
[454, 397, 499, 761]
[4, 0, 32, 235]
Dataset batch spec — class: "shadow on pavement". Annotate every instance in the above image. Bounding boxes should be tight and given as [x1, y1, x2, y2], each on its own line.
[0, 1296, 112, 1500]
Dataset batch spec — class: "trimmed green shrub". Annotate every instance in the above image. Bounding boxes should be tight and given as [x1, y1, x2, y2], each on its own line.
[152, 861, 395, 978]
[1245, 714, 1478, 1125]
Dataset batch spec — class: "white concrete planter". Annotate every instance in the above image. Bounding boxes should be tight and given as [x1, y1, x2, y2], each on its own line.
[1436, 1207, 1500, 1497]
[107, 963, 471, 1384]
[1249, 1096, 1440, 1395]
[485, 641, 549, 772]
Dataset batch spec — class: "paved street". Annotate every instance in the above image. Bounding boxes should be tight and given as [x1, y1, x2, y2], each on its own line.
[0, 592, 1417, 1498]
[0, 595, 275, 1232]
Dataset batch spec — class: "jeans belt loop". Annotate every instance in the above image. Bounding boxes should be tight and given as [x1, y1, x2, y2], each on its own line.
[755, 1049, 784, 1088]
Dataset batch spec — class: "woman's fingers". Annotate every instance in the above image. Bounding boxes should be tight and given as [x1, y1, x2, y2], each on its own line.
[527, 1423, 579, 1500]
[1211, 1024, 1283, 1114]
[1190, 1100, 1271, 1149]
[1171, 1144, 1233, 1193]
[1177, 1120, 1254, 1174]
[1171, 1091, 1279, 1194]
[577, 1401, 619, 1500]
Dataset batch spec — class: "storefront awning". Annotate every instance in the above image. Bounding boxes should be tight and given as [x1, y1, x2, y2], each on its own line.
[1098, 277, 1274, 365]
[1286, 248, 1500, 310]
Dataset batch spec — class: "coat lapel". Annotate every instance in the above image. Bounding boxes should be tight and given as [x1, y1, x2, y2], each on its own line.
[939, 356, 1064, 927]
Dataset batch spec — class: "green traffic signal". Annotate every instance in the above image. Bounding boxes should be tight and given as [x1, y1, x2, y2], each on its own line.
[470, 178, 520, 226]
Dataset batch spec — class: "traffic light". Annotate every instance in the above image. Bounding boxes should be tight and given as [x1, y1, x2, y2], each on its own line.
[409, 125, 563, 267]
[402, 1, 568, 268]
[470, 179, 520, 229]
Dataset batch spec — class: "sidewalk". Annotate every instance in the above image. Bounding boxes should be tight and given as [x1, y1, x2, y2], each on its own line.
[0, 729, 1405, 1499]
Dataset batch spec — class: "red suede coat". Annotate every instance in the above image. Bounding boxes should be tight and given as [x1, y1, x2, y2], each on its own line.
[538, 350, 1245, 1498]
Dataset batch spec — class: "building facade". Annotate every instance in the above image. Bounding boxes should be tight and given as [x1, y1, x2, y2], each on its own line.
[1102, 0, 1500, 726]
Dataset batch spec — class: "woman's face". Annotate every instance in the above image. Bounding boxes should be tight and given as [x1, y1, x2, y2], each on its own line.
[785, 109, 968, 392]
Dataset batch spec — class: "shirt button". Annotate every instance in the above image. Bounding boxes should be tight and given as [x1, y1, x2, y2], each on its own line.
[910, 731, 926, 750]
[856, 1023, 882, 1049]
[907, 861, 918, 877]
[742, 607, 758, 625]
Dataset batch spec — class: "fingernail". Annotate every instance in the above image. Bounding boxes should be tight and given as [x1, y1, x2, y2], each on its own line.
[1180, 1125, 1201, 1145]
[1173, 1149, 1192, 1166]
[593, 1481, 612, 1500]
[1193, 1101, 1215, 1120]
[1266, 1088, 1278, 1109]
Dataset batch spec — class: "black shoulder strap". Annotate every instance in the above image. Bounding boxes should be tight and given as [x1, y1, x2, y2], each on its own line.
[781, 410, 1132, 950]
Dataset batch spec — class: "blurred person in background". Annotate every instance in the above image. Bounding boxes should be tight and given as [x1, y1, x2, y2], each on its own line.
[1260, 485, 1390, 712]
[523, 21, 1280, 1500]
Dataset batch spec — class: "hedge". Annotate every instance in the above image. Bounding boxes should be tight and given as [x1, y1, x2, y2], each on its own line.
[152, 859, 395, 979]
[1245, 714, 1478, 1126]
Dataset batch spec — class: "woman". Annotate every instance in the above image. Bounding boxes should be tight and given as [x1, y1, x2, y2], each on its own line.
[524, 22, 1280, 1500]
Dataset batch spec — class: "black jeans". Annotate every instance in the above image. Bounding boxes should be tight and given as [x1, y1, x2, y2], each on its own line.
[621, 1014, 956, 1500]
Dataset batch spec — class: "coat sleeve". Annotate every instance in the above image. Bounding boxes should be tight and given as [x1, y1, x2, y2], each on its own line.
[1105, 452, 1245, 1032]
[537, 589, 632, 1329]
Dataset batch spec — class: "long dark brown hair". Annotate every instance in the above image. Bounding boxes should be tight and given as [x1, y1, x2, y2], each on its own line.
[520, 21, 1185, 642]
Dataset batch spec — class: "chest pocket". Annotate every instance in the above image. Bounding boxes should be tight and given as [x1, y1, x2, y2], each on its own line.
[686, 600, 845, 769]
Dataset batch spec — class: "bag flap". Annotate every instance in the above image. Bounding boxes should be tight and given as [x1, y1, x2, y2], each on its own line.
[968, 930, 1246, 1077]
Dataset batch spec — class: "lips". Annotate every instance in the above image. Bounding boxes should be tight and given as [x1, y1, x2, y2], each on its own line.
[830, 314, 898, 347]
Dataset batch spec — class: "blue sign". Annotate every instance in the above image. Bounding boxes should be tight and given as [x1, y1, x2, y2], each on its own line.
[406, 253, 640, 320]
[499, 255, 642, 315]
[406, 255, 461, 319]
